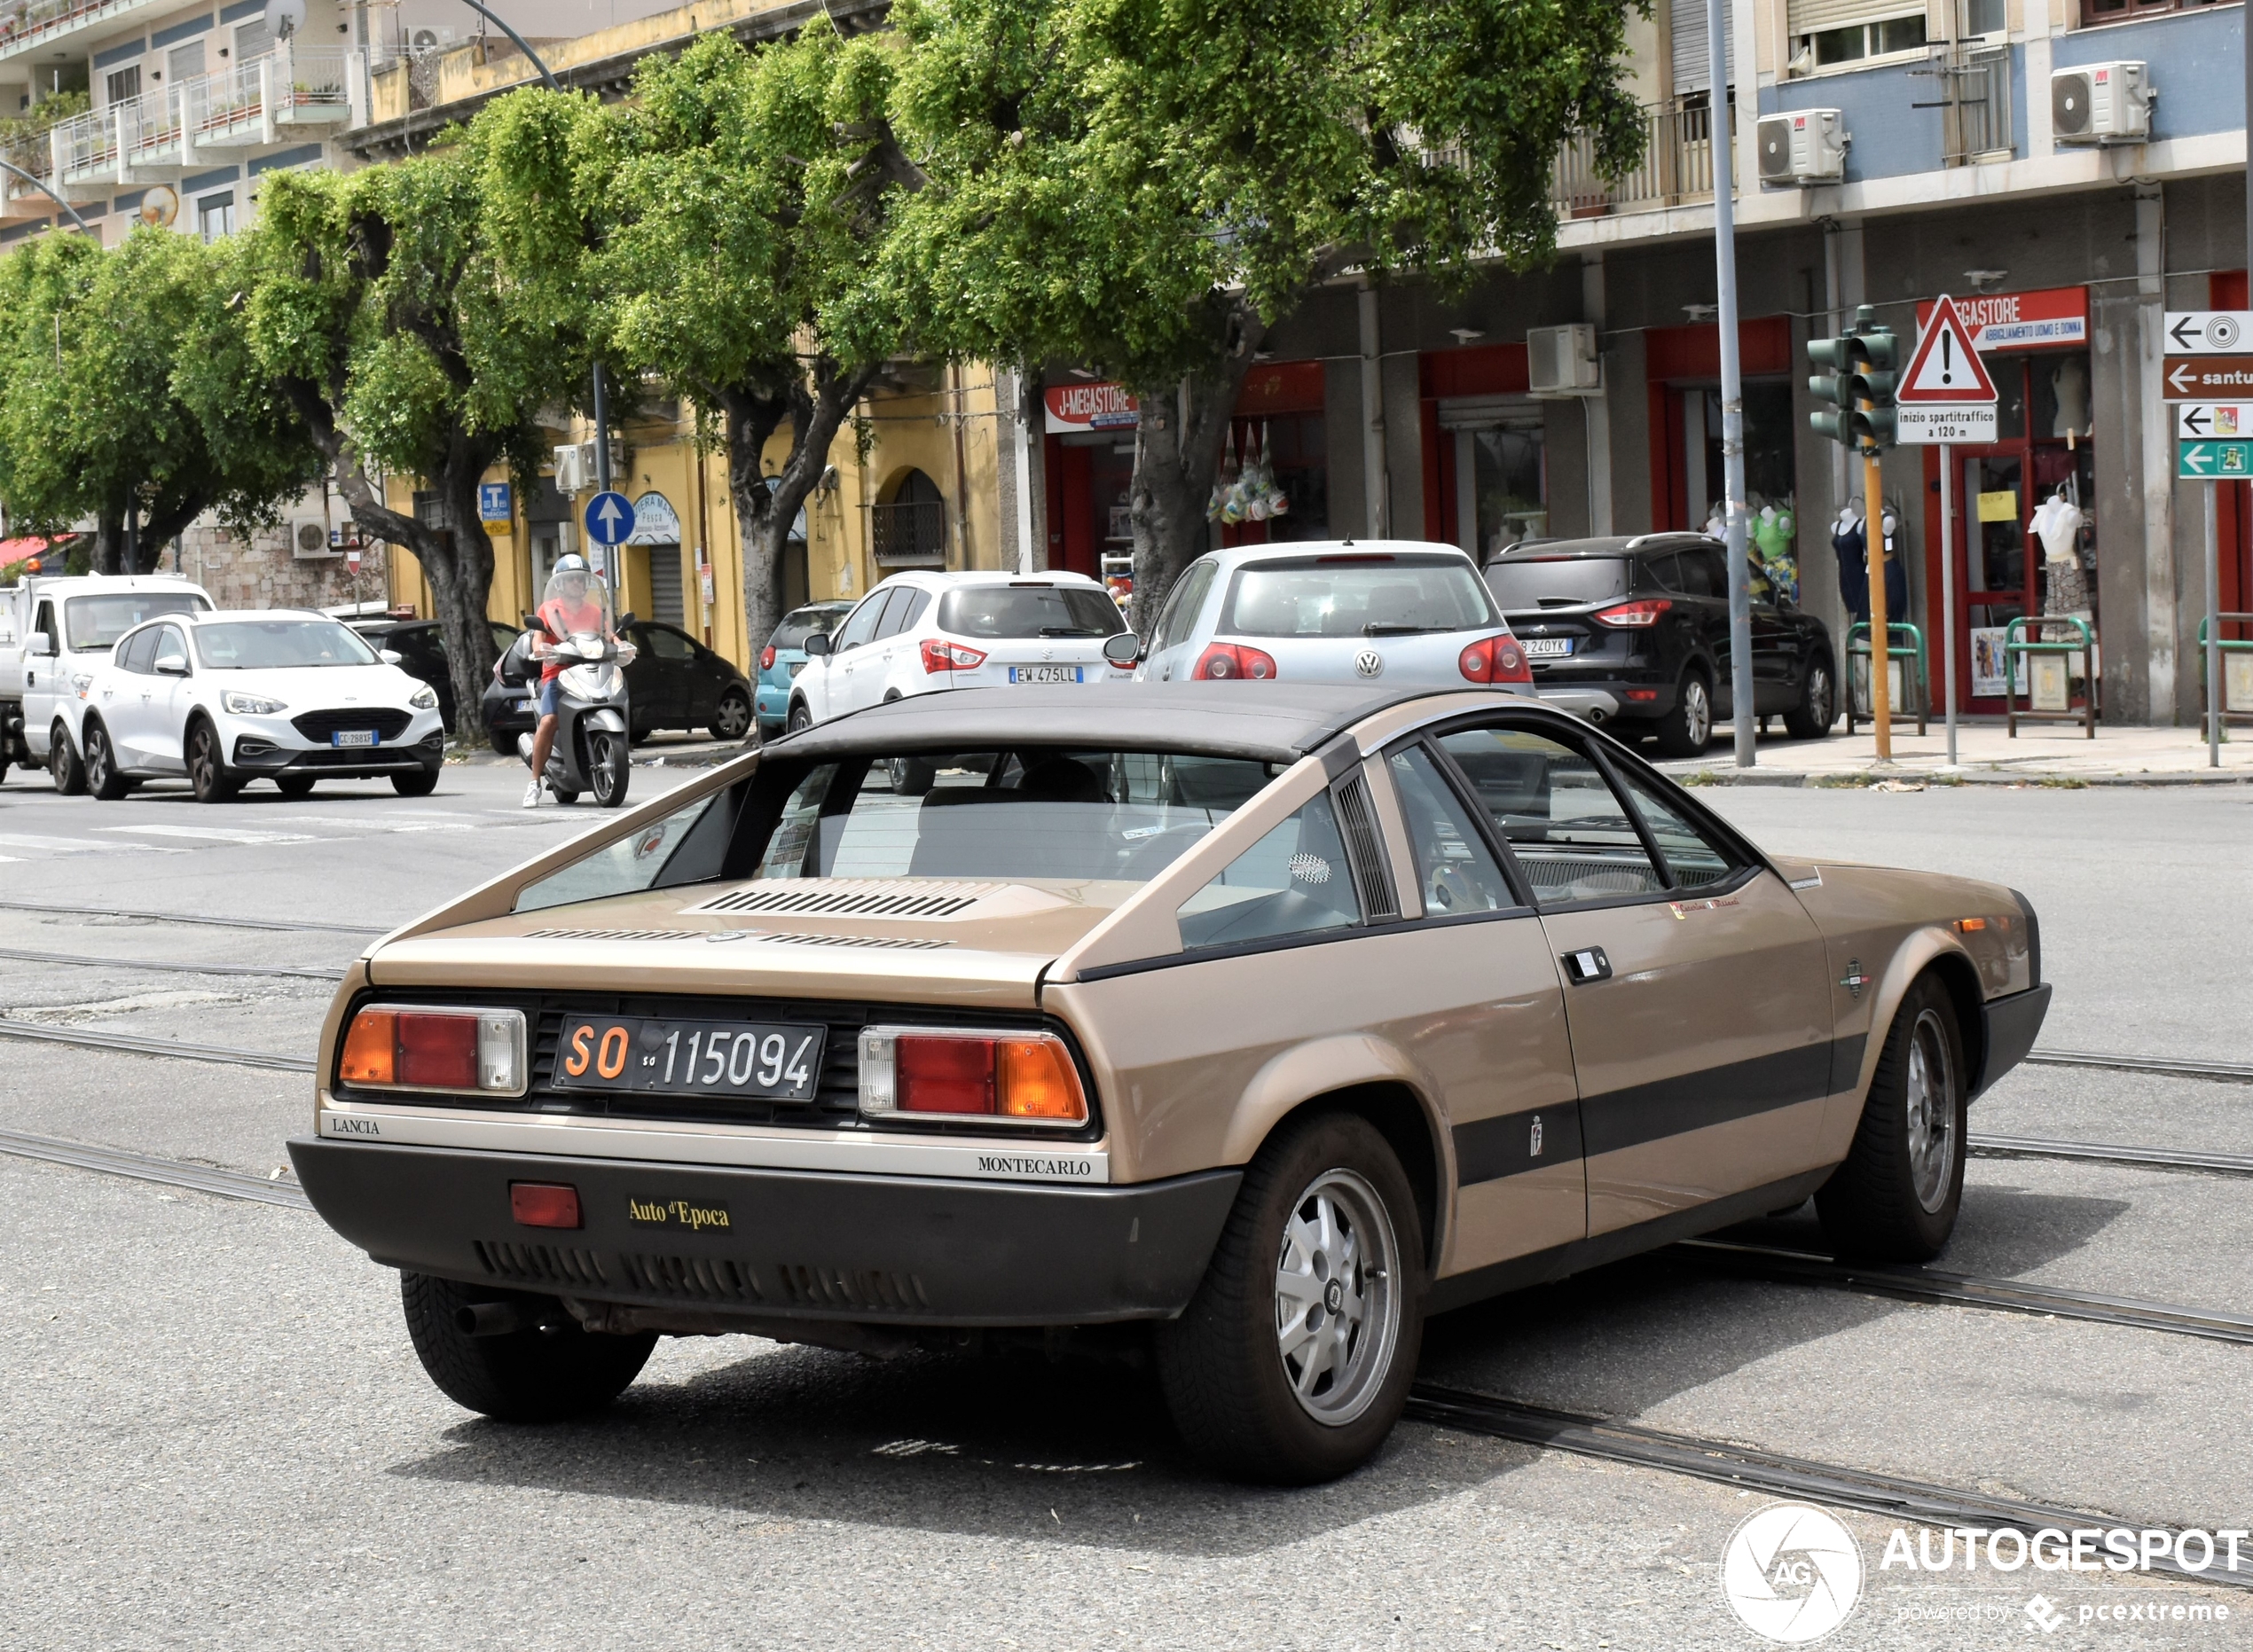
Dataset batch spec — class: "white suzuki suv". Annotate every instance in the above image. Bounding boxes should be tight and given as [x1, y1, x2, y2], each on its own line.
[785, 570, 1131, 732]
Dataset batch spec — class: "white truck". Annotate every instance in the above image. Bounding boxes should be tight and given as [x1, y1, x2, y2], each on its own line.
[0, 573, 214, 791]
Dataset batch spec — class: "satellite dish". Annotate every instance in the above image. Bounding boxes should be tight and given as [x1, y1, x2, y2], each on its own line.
[266, 0, 305, 39]
[137, 184, 178, 229]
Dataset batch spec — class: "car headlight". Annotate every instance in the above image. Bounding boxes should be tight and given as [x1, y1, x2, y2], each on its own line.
[408, 684, 439, 710]
[222, 690, 288, 716]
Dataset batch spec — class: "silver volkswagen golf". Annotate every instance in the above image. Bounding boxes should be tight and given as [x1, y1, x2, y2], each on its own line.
[1131, 541, 1618, 724]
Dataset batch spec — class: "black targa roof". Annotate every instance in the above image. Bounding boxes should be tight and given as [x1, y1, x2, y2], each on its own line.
[758, 683, 1528, 765]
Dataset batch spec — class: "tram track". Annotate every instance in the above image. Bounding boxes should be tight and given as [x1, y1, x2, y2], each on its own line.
[2026, 1048, 2253, 1084]
[1972, 1133, 2253, 1179]
[0, 1018, 314, 1072]
[0, 897, 385, 936]
[0, 945, 347, 983]
[0, 1127, 311, 1210]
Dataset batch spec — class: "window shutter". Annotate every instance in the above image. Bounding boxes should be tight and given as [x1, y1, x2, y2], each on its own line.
[1786, 0, 1909, 36]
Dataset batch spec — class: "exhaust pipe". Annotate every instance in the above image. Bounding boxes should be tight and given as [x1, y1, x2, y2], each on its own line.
[456, 1300, 536, 1338]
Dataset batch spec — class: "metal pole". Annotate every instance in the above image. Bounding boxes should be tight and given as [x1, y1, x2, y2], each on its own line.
[1707, 0, 1755, 768]
[0, 156, 90, 232]
[591, 357, 616, 588]
[456, 1, 559, 88]
[1864, 441, 1891, 761]
[1940, 442, 1957, 768]
[2207, 478, 2221, 767]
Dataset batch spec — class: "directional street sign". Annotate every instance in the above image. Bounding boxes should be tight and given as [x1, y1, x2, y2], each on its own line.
[583, 489, 633, 547]
[2178, 440, 2253, 479]
[2163, 312, 2253, 355]
[1892, 294, 1997, 443]
[2163, 356, 2253, 402]
[2177, 404, 2250, 440]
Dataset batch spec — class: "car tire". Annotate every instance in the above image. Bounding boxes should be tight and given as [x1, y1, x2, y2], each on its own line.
[186, 719, 240, 803]
[49, 724, 86, 796]
[83, 722, 130, 800]
[399, 1272, 655, 1423]
[276, 776, 317, 798]
[489, 730, 518, 757]
[392, 767, 440, 797]
[1155, 1111, 1425, 1485]
[1815, 972, 1968, 1264]
[1652, 668, 1713, 758]
[709, 687, 752, 741]
[887, 756, 936, 795]
[1783, 654, 1837, 740]
[785, 700, 812, 734]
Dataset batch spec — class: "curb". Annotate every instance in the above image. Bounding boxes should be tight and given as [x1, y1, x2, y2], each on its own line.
[1665, 766, 2253, 788]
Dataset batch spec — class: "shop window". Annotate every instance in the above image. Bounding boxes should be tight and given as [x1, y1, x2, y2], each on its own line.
[873, 470, 946, 565]
[1676, 381, 1795, 553]
[1436, 396, 1545, 561]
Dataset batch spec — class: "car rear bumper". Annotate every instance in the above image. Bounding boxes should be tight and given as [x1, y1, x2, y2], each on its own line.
[1529, 666, 1677, 721]
[1533, 687, 1621, 724]
[287, 1137, 1244, 1327]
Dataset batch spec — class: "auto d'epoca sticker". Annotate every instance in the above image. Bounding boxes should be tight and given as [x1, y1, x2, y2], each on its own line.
[626, 1196, 732, 1232]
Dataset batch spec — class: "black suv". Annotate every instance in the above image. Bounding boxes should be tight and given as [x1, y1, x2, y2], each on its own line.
[1483, 534, 1835, 756]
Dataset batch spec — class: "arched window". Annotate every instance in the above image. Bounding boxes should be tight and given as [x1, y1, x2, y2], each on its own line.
[873, 469, 947, 565]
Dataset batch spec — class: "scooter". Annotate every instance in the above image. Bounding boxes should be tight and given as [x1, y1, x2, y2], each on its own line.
[510, 616, 637, 808]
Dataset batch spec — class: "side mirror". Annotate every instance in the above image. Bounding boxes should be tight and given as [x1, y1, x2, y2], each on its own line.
[28, 630, 53, 656]
[522, 612, 541, 631]
[379, 648, 404, 665]
[154, 653, 190, 677]
[616, 611, 636, 629]
[802, 631, 831, 658]
[1102, 632, 1143, 668]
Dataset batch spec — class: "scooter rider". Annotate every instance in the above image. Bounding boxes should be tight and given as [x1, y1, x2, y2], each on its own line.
[524, 555, 616, 808]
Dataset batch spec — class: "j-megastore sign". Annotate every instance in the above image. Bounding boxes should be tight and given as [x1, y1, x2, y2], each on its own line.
[1045, 381, 1139, 434]
[1915, 286, 2088, 353]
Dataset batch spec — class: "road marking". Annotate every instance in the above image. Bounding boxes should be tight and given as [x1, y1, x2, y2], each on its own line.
[99, 824, 318, 845]
[0, 833, 184, 855]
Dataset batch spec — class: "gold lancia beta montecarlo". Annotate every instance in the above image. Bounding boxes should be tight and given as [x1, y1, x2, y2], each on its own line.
[291, 685, 2049, 1484]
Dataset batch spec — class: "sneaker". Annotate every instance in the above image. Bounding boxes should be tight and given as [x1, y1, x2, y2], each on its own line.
[522, 778, 543, 809]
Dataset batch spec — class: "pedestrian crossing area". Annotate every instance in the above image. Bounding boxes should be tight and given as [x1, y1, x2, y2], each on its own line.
[0, 807, 579, 863]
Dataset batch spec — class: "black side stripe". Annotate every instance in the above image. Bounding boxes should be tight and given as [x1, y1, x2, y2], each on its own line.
[1452, 1037, 1863, 1187]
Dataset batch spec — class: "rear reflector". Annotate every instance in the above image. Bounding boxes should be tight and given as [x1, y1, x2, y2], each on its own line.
[857, 1027, 1089, 1126]
[338, 1006, 527, 1095]
[510, 1182, 581, 1230]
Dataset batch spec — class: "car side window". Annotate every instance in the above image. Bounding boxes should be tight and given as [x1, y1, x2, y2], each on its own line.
[1386, 745, 1515, 916]
[117, 629, 158, 675]
[1176, 791, 1361, 951]
[1679, 545, 1727, 598]
[1610, 768, 1735, 889]
[644, 625, 695, 661]
[152, 625, 188, 670]
[1433, 726, 1667, 904]
[876, 590, 929, 638]
[33, 601, 56, 646]
[1154, 560, 1216, 654]
[834, 591, 890, 653]
[1640, 552, 1685, 595]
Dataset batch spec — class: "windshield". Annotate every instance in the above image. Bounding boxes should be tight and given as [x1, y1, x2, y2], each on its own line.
[63, 591, 208, 652]
[195, 619, 381, 669]
[1484, 556, 1631, 608]
[771, 607, 851, 652]
[936, 586, 1126, 639]
[1220, 553, 1495, 638]
[755, 749, 1280, 886]
[539, 565, 616, 637]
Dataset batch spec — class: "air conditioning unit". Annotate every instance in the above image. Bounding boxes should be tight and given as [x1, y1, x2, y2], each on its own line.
[290, 520, 338, 560]
[1756, 109, 1847, 186]
[2051, 61, 2150, 145]
[550, 440, 624, 494]
[1527, 324, 1600, 397]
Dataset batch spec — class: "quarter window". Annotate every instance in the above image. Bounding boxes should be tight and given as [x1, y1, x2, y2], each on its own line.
[1177, 791, 1361, 951]
[1611, 770, 1735, 889]
[832, 591, 891, 653]
[1434, 727, 1667, 904]
[1387, 745, 1515, 916]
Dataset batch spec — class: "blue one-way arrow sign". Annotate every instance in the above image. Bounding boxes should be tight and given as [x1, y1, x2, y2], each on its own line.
[584, 489, 633, 547]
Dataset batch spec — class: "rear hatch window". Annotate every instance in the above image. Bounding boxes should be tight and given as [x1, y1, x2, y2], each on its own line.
[1221, 553, 1495, 638]
[937, 586, 1126, 639]
[1484, 556, 1630, 609]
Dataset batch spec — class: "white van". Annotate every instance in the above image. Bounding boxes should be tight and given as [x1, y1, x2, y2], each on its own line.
[0, 573, 215, 790]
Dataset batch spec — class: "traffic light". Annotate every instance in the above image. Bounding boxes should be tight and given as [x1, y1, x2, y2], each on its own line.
[1807, 304, 1899, 452]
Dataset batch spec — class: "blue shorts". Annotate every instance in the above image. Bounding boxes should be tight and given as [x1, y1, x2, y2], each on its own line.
[538, 677, 563, 718]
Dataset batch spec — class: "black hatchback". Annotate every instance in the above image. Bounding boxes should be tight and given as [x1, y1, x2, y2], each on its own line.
[1482, 534, 1836, 756]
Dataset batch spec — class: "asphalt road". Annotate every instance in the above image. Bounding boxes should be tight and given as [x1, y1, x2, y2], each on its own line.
[2, 758, 2249, 1649]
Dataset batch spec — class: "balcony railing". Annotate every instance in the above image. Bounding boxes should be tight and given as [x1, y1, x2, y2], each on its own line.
[870, 499, 948, 564]
[1551, 96, 1730, 217]
[1941, 46, 2014, 165]
[51, 43, 349, 187]
[0, 0, 148, 59]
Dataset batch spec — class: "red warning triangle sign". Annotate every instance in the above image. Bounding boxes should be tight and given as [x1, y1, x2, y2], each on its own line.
[1897, 294, 1998, 403]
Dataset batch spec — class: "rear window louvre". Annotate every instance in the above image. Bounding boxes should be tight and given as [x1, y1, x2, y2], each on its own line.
[1332, 773, 1400, 922]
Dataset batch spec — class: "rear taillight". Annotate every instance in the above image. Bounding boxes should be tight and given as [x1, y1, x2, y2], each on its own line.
[338, 1006, 527, 1095]
[1458, 634, 1533, 685]
[857, 1028, 1089, 1125]
[920, 638, 989, 673]
[1592, 599, 1672, 628]
[1192, 642, 1278, 681]
[760, 645, 776, 671]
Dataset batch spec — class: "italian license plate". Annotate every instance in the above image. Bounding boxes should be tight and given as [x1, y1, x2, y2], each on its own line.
[330, 729, 380, 748]
[1520, 638, 1574, 658]
[514, 698, 534, 712]
[1009, 665, 1085, 684]
[552, 1014, 825, 1102]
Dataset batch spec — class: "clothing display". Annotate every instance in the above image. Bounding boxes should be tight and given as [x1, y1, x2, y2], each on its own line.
[1753, 504, 1798, 603]
[1830, 505, 1904, 624]
[2051, 356, 2090, 443]
[2031, 488, 2091, 615]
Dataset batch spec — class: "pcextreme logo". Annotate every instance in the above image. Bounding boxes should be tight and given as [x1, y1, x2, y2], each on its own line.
[1722, 1502, 1865, 1643]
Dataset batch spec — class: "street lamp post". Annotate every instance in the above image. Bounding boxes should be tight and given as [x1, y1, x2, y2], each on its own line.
[0, 156, 90, 233]
[1707, 0, 1755, 769]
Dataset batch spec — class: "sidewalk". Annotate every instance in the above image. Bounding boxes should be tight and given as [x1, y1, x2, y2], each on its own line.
[1652, 718, 2253, 787]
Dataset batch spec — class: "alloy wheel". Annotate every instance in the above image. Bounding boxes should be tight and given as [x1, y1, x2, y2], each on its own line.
[1273, 1167, 1401, 1426]
[1683, 677, 1711, 747]
[1905, 1006, 1958, 1213]
[713, 692, 750, 740]
[1809, 664, 1833, 726]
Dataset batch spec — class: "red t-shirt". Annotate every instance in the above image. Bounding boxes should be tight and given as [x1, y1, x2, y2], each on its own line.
[538, 598, 605, 683]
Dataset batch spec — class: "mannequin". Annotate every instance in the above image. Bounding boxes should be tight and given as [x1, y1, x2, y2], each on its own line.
[1832, 505, 1869, 622]
[2030, 486, 2090, 614]
[1879, 505, 1907, 622]
[1753, 501, 1798, 602]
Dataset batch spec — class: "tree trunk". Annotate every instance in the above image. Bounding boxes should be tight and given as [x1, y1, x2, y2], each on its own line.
[1126, 301, 1269, 638]
[90, 504, 126, 576]
[138, 489, 209, 575]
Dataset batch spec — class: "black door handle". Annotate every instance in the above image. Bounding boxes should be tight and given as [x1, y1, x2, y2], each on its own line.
[1561, 946, 1613, 983]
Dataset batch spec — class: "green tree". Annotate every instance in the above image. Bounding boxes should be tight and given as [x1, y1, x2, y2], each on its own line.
[481, 26, 917, 662]
[886, 0, 1645, 625]
[231, 119, 592, 732]
[0, 227, 318, 573]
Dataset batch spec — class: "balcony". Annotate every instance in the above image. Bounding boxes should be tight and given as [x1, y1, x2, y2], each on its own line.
[0, 0, 169, 68]
[1550, 97, 1731, 218]
[50, 43, 349, 192]
[0, 136, 57, 222]
[870, 499, 947, 565]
